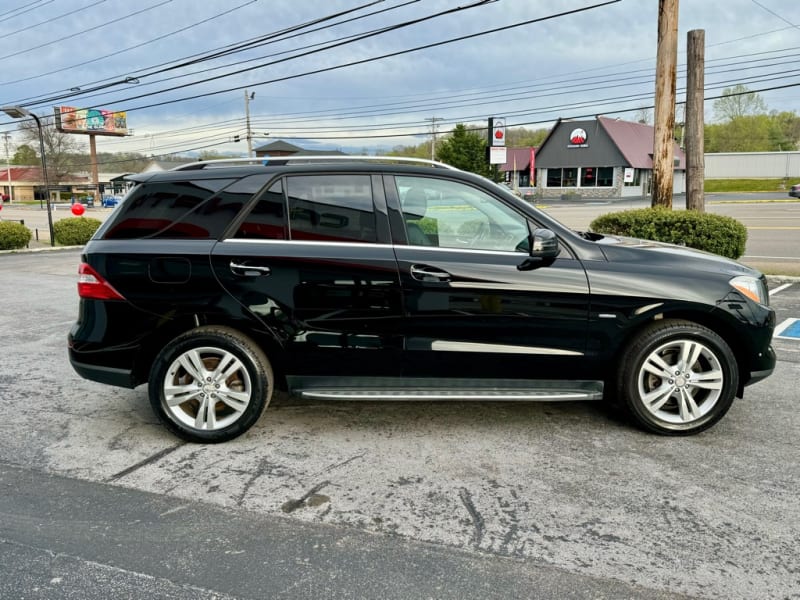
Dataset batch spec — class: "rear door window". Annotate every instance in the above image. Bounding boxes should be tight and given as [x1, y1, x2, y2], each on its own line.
[286, 175, 377, 243]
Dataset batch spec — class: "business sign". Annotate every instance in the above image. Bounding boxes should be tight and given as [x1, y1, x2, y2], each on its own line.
[567, 127, 588, 148]
[623, 167, 635, 183]
[54, 106, 128, 137]
[491, 117, 506, 147]
[489, 146, 507, 164]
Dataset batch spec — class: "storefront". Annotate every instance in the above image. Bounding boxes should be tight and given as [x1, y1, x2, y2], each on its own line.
[534, 116, 685, 199]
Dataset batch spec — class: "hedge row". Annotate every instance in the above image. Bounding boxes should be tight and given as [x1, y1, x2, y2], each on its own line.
[589, 208, 747, 259]
[0, 221, 32, 250]
[53, 217, 102, 246]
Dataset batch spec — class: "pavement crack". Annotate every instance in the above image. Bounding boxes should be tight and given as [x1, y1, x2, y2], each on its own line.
[281, 480, 331, 514]
[459, 487, 485, 548]
[105, 444, 183, 482]
[318, 452, 367, 476]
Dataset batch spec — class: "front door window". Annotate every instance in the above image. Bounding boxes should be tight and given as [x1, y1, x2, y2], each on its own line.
[395, 176, 529, 252]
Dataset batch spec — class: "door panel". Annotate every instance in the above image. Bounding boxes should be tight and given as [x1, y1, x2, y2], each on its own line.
[395, 246, 590, 379]
[212, 240, 403, 377]
[385, 174, 591, 380]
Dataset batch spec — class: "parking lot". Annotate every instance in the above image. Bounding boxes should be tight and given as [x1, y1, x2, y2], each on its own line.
[1, 249, 799, 599]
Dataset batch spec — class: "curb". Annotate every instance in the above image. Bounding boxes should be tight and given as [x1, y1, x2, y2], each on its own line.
[0, 245, 83, 255]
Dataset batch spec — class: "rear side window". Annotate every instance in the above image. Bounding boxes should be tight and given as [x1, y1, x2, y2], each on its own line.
[286, 175, 376, 243]
[102, 178, 243, 239]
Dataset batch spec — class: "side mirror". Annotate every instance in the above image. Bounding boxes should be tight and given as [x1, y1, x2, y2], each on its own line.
[517, 228, 560, 271]
[530, 228, 560, 259]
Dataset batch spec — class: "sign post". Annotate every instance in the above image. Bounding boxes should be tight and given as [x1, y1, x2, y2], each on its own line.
[487, 117, 507, 168]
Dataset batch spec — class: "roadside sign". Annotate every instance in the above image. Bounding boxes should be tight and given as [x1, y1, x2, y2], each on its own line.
[489, 146, 507, 164]
[492, 118, 505, 146]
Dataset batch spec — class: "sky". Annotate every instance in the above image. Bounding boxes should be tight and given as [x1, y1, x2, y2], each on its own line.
[0, 0, 798, 167]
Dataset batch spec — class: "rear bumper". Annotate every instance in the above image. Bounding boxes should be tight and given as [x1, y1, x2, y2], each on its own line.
[69, 356, 138, 388]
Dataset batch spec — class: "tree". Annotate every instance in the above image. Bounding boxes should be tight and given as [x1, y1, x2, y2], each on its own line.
[435, 124, 491, 177]
[198, 150, 233, 161]
[713, 85, 767, 122]
[768, 111, 800, 150]
[387, 141, 429, 159]
[17, 114, 84, 183]
[634, 106, 652, 124]
[12, 144, 38, 165]
[505, 126, 549, 147]
[705, 115, 773, 152]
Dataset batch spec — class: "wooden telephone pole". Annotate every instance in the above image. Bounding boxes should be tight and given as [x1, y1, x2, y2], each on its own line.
[685, 29, 705, 211]
[652, 0, 679, 209]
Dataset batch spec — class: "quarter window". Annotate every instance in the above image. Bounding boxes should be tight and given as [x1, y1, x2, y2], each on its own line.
[102, 179, 235, 239]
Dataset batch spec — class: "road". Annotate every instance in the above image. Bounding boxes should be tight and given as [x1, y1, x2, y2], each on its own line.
[0, 249, 798, 599]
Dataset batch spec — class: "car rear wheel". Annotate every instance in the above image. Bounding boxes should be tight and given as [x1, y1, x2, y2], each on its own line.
[148, 326, 273, 443]
[617, 319, 739, 435]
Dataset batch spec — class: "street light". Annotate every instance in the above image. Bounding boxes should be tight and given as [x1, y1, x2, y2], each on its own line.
[1, 105, 54, 246]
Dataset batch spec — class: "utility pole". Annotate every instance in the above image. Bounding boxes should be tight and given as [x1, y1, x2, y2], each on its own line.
[425, 117, 442, 160]
[685, 29, 705, 212]
[244, 90, 255, 158]
[652, 0, 679, 209]
[2, 132, 13, 202]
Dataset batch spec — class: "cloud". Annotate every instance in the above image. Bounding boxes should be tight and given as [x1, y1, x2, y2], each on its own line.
[1, 0, 797, 157]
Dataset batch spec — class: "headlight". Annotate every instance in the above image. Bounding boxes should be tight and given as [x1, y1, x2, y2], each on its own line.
[730, 275, 768, 305]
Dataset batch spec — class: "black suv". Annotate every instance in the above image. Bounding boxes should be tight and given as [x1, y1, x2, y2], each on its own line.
[68, 157, 776, 442]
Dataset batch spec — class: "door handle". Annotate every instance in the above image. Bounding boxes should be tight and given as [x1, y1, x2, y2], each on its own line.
[229, 261, 271, 277]
[410, 264, 451, 282]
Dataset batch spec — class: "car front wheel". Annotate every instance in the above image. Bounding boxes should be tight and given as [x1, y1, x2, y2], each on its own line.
[617, 319, 739, 435]
[148, 326, 273, 443]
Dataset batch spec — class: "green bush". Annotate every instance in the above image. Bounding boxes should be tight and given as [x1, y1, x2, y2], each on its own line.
[589, 207, 747, 259]
[0, 221, 32, 250]
[53, 217, 102, 246]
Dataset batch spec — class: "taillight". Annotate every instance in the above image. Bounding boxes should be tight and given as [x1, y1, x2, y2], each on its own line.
[77, 263, 125, 301]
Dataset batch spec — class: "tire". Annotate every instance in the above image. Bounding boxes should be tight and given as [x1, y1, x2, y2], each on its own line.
[148, 326, 273, 443]
[617, 319, 739, 435]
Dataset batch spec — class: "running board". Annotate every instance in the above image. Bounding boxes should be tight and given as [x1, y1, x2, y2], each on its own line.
[288, 377, 604, 402]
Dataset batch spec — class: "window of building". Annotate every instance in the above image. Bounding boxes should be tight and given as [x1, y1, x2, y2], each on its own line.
[546, 167, 614, 188]
[597, 167, 614, 187]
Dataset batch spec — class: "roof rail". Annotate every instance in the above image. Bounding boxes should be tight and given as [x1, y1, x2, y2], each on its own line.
[171, 155, 458, 171]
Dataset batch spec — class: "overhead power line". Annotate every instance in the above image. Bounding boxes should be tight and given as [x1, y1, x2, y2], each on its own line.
[0, 0, 175, 62]
[76, 0, 623, 115]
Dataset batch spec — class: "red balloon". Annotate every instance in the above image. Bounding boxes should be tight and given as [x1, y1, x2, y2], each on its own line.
[71, 203, 85, 216]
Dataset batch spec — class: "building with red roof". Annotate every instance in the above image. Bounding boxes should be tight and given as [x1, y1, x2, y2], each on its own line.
[533, 116, 685, 199]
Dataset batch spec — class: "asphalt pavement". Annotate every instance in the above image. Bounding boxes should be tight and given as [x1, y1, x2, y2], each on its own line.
[1, 239, 799, 599]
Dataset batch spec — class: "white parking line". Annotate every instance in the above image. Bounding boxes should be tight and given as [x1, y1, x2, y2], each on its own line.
[774, 318, 800, 340]
[770, 283, 794, 296]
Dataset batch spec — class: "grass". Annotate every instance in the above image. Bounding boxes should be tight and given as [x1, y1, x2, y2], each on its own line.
[704, 178, 793, 193]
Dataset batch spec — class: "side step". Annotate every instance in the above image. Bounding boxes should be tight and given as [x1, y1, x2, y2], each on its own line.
[288, 377, 604, 402]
